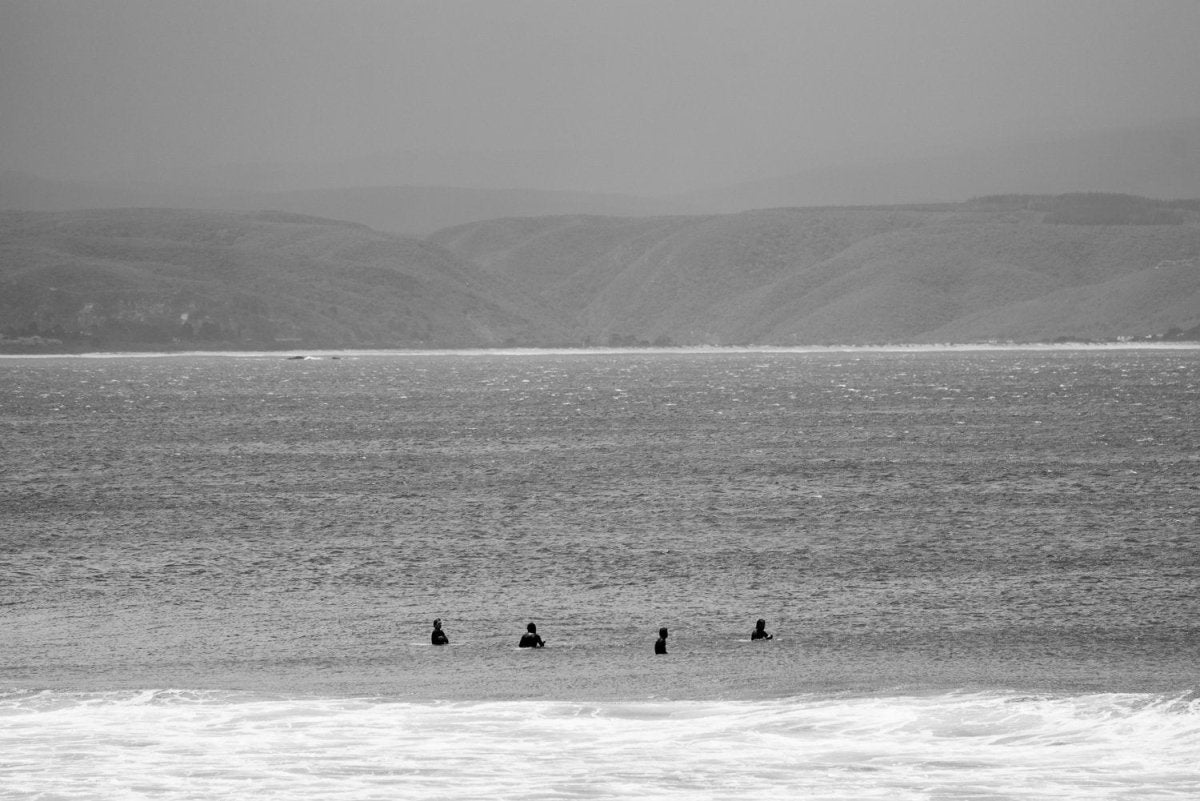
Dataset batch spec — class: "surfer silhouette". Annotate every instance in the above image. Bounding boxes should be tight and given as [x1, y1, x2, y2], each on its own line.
[751, 618, 773, 640]
[518, 622, 545, 648]
[431, 618, 449, 645]
[655, 627, 668, 655]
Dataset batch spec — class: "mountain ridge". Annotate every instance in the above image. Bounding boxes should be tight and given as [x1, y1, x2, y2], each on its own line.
[0, 172, 699, 238]
[5, 122, 1197, 237]
[430, 195, 1200, 346]
[688, 121, 1200, 211]
[0, 208, 567, 351]
[2, 198, 1198, 352]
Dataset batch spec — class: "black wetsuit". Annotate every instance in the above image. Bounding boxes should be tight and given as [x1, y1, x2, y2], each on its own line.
[431, 629, 448, 645]
[519, 633, 544, 648]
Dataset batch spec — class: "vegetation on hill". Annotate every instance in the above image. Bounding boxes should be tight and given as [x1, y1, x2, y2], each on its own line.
[0, 209, 565, 351]
[431, 195, 1200, 346]
[2, 197, 1198, 352]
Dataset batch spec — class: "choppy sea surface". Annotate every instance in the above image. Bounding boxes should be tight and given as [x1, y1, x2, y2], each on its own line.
[2, 346, 1197, 799]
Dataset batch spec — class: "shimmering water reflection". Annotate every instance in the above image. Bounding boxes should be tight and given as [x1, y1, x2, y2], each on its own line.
[2, 348, 1197, 699]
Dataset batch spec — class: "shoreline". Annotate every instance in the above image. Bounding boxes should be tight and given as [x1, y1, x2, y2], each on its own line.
[3, 341, 1199, 359]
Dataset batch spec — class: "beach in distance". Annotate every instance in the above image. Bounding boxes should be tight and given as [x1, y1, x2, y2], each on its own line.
[2, 346, 1197, 798]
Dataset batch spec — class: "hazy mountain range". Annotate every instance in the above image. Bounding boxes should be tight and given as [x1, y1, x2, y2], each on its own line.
[4, 122, 1198, 236]
[0, 174, 698, 240]
[0, 209, 564, 350]
[2, 121, 1198, 351]
[431, 196, 1200, 347]
[3, 196, 1197, 352]
[690, 121, 1200, 212]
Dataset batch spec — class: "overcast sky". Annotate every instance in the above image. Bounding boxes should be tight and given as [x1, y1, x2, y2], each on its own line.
[2, 0, 1198, 194]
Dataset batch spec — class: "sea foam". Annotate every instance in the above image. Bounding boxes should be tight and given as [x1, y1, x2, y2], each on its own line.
[2, 690, 1197, 800]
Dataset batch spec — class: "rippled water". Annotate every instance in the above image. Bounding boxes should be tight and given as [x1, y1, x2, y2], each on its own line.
[2, 347, 1198, 798]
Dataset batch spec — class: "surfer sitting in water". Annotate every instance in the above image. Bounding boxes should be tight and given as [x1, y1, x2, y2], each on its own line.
[431, 618, 449, 646]
[518, 622, 545, 648]
[655, 627, 668, 655]
[751, 618, 773, 641]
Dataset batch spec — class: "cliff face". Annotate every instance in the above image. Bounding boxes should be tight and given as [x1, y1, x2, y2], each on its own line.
[0, 209, 566, 350]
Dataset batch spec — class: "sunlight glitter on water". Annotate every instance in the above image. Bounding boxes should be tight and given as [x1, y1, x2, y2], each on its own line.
[2, 690, 1198, 800]
[3, 348, 1198, 798]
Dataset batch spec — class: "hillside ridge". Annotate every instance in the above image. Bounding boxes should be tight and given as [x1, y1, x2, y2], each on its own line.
[2, 197, 1198, 352]
[0, 208, 566, 351]
[430, 194, 1200, 346]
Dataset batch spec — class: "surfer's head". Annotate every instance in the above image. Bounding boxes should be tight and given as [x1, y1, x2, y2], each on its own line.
[433, 618, 442, 629]
[526, 622, 537, 633]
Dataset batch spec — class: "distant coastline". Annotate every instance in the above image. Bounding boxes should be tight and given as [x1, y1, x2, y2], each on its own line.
[4, 202, 1198, 353]
[3, 341, 1198, 359]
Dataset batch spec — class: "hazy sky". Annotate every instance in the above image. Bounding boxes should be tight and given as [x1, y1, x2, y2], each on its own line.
[3, 0, 1198, 193]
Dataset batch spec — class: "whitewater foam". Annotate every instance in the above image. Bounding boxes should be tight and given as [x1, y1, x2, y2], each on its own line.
[2, 690, 1197, 800]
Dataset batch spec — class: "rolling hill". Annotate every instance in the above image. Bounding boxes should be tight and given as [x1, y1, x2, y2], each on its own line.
[0, 208, 567, 351]
[0, 172, 698, 238]
[690, 121, 1200, 211]
[2, 197, 1198, 352]
[8, 123, 1196, 239]
[430, 195, 1200, 346]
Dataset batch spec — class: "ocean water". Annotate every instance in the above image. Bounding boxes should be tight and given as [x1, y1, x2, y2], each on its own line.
[2, 347, 1198, 799]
